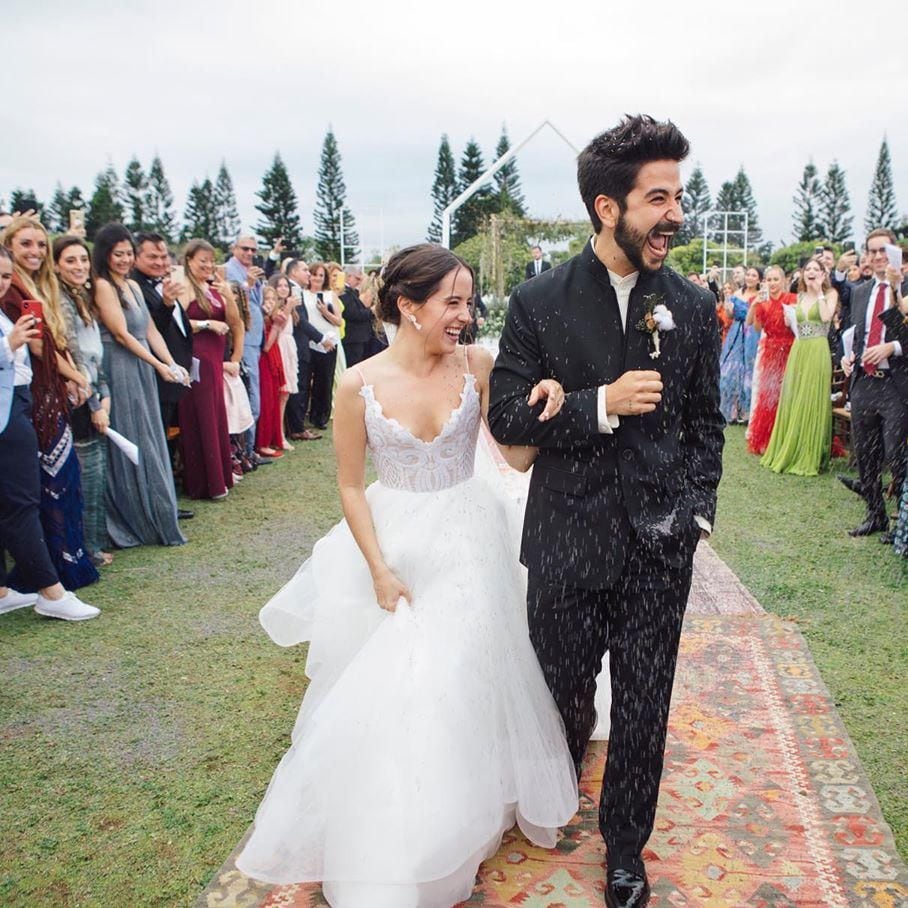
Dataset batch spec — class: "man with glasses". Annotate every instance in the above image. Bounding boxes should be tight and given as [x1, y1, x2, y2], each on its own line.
[226, 236, 270, 465]
[840, 228, 907, 538]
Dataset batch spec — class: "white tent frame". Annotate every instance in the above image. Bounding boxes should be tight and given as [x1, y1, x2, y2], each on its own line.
[701, 210, 749, 276]
[441, 120, 580, 249]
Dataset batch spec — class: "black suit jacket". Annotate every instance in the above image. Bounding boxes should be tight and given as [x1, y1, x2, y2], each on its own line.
[489, 242, 725, 589]
[340, 286, 374, 345]
[289, 283, 324, 365]
[131, 269, 193, 404]
[849, 280, 908, 399]
[525, 259, 552, 280]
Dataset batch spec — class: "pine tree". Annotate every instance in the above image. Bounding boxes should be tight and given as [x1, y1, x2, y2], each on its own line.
[427, 134, 458, 243]
[48, 183, 71, 234]
[145, 155, 178, 242]
[678, 164, 710, 244]
[8, 188, 45, 223]
[48, 185, 87, 235]
[181, 178, 218, 242]
[865, 137, 898, 231]
[313, 131, 359, 261]
[820, 161, 853, 245]
[85, 165, 124, 239]
[123, 157, 148, 234]
[213, 162, 241, 251]
[712, 168, 761, 247]
[453, 138, 492, 247]
[733, 167, 761, 244]
[492, 126, 526, 217]
[792, 160, 825, 242]
[256, 152, 303, 249]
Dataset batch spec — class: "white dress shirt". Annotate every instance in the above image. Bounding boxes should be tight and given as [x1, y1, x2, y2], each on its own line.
[0, 308, 33, 385]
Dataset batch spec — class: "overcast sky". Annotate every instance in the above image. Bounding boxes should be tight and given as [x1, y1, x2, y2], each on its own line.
[4, 0, 906, 256]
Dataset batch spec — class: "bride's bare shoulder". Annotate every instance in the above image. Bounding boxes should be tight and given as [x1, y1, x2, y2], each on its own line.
[465, 344, 494, 379]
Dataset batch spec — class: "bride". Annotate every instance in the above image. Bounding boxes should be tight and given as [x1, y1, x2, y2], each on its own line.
[236, 244, 579, 907]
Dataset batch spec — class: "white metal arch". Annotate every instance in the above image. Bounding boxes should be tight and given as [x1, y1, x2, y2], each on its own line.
[441, 120, 580, 249]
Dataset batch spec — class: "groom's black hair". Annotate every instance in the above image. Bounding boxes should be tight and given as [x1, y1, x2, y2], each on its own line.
[577, 114, 690, 232]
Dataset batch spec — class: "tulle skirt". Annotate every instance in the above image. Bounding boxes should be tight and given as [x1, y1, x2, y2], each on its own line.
[237, 475, 579, 907]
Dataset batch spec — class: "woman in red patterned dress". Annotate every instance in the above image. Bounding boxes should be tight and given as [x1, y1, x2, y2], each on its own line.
[746, 265, 795, 455]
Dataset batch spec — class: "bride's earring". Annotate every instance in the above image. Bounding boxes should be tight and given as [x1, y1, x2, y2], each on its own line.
[406, 313, 422, 331]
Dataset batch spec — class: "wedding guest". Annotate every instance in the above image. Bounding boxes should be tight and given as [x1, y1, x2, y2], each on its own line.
[284, 259, 328, 440]
[715, 283, 733, 345]
[267, 273, 298, 450]
[255, 285, 287, 457]
[303, 262, 342, 429]
[718, 281, 752, 423]
[840, 229, 908, 536]
[524, 244, 551, 279]
[131, 233, 193, 435]
[177, 240, 243, 500]
[226, 236, 270, 466]
[0, 217, 98, 590]
[0, 249, 99, 621]
[761, 258, 837, 475]
[93, 223, 186, 547]
[339, 266, 373, 366]
[359, 270, 388, 356]
[54, 236, 113, 566]
[745, 265, 796, 455]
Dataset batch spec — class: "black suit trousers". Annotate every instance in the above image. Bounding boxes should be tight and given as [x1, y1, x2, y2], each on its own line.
[286, 358, 313, 434]
[342, 340, 367, 367]
[308, 350, 337, 427]
[0, 388, 59, 590]
[527, 532, 693, 874]
[850, 372, 908, 516]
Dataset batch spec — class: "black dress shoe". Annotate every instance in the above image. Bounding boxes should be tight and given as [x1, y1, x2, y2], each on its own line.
[252, 453, 275, 466]
[880, 532, 894, 545]
[605, 869, 650, 908]
[837, 474, 863, 495]
[177, 509, 194, 520]
[848, 516, 889, 537]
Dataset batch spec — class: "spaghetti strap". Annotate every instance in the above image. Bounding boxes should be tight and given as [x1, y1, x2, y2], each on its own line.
[353, 365, 367, 387]
[464, 344, 472, 375]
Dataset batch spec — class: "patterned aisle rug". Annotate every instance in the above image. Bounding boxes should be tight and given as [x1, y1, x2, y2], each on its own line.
[200, 563, 906, 906]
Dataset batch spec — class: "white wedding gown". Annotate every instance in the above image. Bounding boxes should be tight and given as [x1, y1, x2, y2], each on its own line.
[236, 368, 579, 907]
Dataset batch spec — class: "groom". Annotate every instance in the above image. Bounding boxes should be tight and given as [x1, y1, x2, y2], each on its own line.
[488, 115, 724, 908]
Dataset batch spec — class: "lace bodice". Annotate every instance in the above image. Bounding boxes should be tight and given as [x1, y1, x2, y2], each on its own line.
[360, 374, 479, 492]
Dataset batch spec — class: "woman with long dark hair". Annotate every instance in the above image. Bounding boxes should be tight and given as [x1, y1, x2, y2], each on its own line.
[0, 217, 98, 591]
[0, 244, 100, 620]
[54, 235, 113, 566]
[237, 244, 575, 905]
[177, 239, 243, 500]
[302, 262, 342, 429]
[93, 223, 186, 546]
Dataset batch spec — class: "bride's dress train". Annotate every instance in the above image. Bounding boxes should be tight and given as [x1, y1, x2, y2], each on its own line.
[236, 371, 579, 907]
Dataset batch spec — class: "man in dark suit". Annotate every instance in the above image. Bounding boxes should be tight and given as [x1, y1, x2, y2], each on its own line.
[132, 233, 195, 518]
[840, 228, 907, 537]
[339, 266, 374, 367]
[524, 244, 552, 280]
[489, 115, 724, 908]
[284, 259, 332, 440]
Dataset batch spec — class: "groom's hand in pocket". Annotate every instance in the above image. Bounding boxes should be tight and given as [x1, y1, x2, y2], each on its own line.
[606, 370, 662, 416]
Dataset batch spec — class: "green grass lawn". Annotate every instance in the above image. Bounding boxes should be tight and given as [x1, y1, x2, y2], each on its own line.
[1, 426, 905, 906]
[711, 426, 907, 859]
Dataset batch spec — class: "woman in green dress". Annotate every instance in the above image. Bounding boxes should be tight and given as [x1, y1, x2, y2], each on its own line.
[761, 259, 838, 476]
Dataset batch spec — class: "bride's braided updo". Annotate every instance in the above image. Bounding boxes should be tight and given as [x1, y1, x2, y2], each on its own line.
[377, 244, 474, 325]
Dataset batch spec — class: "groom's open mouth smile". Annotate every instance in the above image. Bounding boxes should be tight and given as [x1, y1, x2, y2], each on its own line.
[645, 225, 678, 261]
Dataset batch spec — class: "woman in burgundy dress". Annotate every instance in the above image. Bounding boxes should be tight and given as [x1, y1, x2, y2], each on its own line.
[177, 240, 245, 500]
[746, 265, 796, 455]
[255, 285, 287, 458]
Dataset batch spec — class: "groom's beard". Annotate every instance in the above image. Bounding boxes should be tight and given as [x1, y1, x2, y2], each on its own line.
[614, 213, 677, 275]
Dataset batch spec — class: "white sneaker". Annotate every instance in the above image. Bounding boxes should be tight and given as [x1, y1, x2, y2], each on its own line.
[0, 588, 38, 614]
[34, 591, 100, 621]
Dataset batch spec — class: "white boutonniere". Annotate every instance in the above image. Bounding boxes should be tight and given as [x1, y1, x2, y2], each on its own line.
[636, 293, 676, 359]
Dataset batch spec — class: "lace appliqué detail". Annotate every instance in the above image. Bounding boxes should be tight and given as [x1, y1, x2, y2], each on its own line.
[360, 374, 479, 492]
